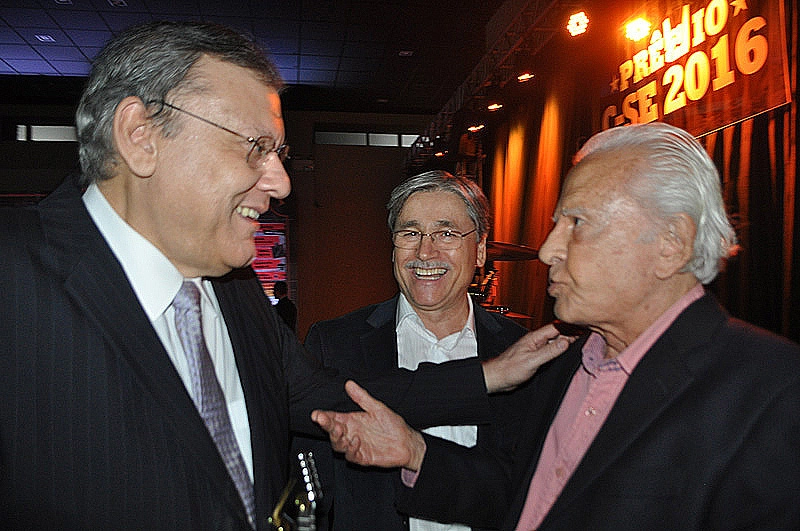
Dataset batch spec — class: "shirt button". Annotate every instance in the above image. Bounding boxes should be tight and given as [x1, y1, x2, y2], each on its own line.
[585, 407, 597, 416]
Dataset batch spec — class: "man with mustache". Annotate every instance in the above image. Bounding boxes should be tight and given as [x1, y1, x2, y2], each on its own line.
[313, 123, 800, 530]
[0, 22, 570, 530]
[294, 170, 531, 530]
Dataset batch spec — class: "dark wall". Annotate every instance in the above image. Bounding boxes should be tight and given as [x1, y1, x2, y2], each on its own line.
[284, 110, 431, 338]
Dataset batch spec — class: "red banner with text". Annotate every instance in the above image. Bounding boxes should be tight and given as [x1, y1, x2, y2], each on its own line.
[599, 0, 791, 136]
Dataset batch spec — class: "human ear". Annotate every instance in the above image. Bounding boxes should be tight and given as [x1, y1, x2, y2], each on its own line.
[475, 234, 487, 268]
[112, 96, 158, 178]
[655, 213, 696, 279]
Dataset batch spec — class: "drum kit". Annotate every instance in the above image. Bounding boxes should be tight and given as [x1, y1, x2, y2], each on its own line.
[470, 241, 539, 323]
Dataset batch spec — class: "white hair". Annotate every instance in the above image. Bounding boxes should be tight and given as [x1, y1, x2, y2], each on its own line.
[575, 122, 737, 284]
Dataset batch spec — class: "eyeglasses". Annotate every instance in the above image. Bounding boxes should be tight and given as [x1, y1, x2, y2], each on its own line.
[392, 228, 477, 250]
[148, 100, 290, 169]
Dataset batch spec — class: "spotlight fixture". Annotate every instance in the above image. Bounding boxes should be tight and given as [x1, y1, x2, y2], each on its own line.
[625, 18, 651, 41]
[517, 72, 535, 83]
[467, 124, 485, 133]
[567, 11, 589, 36]
[487, 102, 503, 112]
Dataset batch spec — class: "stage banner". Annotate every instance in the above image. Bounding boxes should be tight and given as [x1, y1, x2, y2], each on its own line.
[599, 0, 791, 136]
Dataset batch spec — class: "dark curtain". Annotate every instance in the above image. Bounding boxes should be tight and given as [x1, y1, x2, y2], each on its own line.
[483, 0, 797, 340]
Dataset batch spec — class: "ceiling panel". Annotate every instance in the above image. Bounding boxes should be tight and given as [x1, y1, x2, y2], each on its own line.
[0, 0, 507, 114]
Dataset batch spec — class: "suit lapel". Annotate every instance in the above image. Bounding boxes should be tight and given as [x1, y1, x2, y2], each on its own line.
[474, 304, 509, 361]
[43, 180, 248, 524]
[362, 297, 401, 371]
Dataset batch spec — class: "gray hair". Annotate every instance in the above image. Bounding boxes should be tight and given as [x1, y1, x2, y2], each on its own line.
[387, 170, 491, 239]
[76, 21, 283, 186]
[575, 122, 737, 284]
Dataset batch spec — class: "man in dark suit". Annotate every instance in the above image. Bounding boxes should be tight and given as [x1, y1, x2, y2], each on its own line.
[272, 280, 298, 332]
[313, 122, 800, 529]
[294, 171, 529, 530]
[0, 21, 570, 530]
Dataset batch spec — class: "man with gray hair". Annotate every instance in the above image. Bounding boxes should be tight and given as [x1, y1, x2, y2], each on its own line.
[0, 22, 569, 530]
[294, 170, 531, 530]
[313, 122, 800, 530]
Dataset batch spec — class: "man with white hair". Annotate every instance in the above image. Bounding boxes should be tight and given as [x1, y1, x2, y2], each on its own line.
[313, 122, 800, 530]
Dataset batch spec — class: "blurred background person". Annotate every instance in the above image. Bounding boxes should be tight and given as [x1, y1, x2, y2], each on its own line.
[273, 280, 297, 332]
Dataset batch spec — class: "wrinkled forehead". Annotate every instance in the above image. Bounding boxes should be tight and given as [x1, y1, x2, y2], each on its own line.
[398, 190, 472, 225]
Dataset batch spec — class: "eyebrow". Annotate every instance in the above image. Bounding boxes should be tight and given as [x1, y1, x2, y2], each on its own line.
[552, 206, 585, 222]
[397, 219, 458, 229]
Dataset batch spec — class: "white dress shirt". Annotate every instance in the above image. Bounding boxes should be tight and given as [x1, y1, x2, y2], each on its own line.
[83, 183, 253, 481]
[396, 293, 477, 531]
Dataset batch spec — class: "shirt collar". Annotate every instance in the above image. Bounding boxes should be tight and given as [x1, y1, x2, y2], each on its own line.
[396, 292, 476, 345]
[582, 283, 706, 375]
[82, 183, 184, 322]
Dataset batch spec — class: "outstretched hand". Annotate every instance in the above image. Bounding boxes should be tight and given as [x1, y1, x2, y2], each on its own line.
[482, 323, 574, 394]
[312, 380, 427, 471]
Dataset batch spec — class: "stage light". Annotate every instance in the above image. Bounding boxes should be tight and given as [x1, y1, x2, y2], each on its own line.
[467, 124, 485, 133]
[625, 18, 651, 41]
[517, 72, 535, 83]
[567, 11, 589, 36]
[487, 102, 503, 111]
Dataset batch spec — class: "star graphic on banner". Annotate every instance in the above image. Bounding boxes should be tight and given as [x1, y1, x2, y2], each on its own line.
[609, 76, 620, 93]
[730, 0, 748, 17]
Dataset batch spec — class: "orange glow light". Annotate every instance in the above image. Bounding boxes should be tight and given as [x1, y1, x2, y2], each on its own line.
[567, 11, 589, 36]
[487, 102, 504, 111]
[625, 18, 651, 41]
[517, 72, 535, 83]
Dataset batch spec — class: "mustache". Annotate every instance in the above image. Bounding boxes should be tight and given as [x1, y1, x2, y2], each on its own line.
[404, 260, 450, 270]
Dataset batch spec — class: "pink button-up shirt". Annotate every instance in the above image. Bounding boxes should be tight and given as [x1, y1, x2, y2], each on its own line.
[514, 284, 705, 530]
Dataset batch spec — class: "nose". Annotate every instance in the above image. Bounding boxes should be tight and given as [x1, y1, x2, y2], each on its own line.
[255, 154, 291, 200]
[416, 233, 438, 260]
[538, 219, 566, 266]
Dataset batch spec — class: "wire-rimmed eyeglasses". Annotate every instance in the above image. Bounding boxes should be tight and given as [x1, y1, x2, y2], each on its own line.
[392, 228, 477, 250]
[148, 100, 290, 169]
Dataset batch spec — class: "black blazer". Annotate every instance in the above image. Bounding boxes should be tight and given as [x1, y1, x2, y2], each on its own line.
[398, 294, 800, 530]
[0, 178, 494, 530]
[292, 295, 529, 530]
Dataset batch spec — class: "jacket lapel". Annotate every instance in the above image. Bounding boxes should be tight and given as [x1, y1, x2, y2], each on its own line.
[362, 297, 401, 371]
[474, 304, 510, 361]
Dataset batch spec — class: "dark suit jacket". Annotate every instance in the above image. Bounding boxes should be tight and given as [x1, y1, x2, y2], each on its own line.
[0, 177, 494, 530]
[398, 293, 800, 530]
[292, 296, 528, 530]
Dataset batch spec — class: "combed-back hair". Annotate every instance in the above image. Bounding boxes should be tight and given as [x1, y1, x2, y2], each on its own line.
[575, 122, 737, 284]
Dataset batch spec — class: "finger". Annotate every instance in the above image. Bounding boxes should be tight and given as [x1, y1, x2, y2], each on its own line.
[344, 380, 384, 414]
[311, 409, 332, 431]
[520, 324, 560, 348]
[537, 336, 570, 363]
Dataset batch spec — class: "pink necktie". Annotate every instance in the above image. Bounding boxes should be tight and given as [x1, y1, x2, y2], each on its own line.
[173, 281, 255, 528]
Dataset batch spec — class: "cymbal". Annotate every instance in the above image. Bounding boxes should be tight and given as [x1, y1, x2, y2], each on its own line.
[486, 241, 539, 261]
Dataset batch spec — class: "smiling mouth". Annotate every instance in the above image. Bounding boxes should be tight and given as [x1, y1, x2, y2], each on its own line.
[412, 266, 447, 279]
[236, 206, 260, 220]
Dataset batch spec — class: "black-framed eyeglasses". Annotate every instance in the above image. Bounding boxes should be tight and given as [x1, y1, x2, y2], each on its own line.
[148, 100, 290, 169]
[392, 228, 477, 250]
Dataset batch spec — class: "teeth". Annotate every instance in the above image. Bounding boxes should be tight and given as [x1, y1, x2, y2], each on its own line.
[236, 206, 260, 220]
[414, 267, 446, 277]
